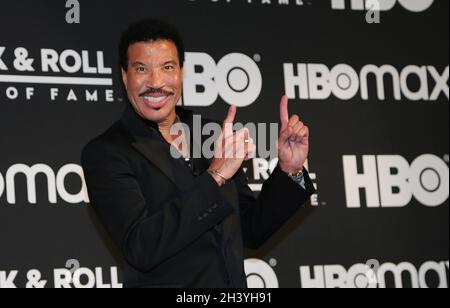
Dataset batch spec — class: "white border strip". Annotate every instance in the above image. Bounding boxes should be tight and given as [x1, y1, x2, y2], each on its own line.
[0, 75, 113, 86]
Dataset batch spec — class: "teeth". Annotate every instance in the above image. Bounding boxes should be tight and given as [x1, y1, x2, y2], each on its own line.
[144, 96, 167, 103]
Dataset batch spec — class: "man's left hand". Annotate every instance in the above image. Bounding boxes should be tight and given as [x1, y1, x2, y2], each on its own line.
[277, 95, 309, 174]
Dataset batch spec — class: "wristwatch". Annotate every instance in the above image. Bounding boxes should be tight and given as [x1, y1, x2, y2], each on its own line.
[286, 169, 305, 189]
[287, 169, 303, 178]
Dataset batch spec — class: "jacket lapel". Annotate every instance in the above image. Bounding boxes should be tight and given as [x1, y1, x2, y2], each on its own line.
[121, 105, 193, 193]
[132, 136, 194, 192]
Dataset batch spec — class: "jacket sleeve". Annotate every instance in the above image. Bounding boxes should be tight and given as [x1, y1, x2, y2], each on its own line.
[81, 140, 233, 272]
[234, 164, 316, 249]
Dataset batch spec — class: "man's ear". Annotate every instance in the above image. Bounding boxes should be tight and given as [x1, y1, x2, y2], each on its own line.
[121, 68, 128, 90]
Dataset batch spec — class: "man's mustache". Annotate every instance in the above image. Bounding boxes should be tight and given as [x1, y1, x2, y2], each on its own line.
[139, 88, 174, 97]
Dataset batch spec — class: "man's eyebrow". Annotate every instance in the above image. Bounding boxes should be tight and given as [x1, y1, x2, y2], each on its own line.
[131, 61, 147, 67]
[162, 60, 178, 66]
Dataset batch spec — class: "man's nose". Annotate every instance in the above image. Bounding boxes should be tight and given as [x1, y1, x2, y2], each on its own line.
[144, 69, 164, 89]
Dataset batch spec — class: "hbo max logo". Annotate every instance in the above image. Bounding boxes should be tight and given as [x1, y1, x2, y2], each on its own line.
[0, 164, 88, 205]
[331, 0, 434, 12]
[183, 52, 262, 107]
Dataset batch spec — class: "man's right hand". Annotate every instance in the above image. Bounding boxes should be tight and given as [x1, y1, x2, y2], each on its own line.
[209, 106, 256, 186]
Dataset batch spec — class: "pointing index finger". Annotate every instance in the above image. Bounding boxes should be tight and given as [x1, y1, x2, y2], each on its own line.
[223, 105, 237, 136]
[280, 95, 289, 130]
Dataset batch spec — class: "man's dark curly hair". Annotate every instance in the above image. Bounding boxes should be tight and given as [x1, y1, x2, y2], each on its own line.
[119, 18, 185, 70]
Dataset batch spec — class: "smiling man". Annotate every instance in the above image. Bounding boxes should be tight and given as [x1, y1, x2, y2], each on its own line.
[81, 19, 316, 288]
[122, 39, 182, 137]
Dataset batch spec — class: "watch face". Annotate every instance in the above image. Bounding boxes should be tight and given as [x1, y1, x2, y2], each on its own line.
[289, 171, 303, 177]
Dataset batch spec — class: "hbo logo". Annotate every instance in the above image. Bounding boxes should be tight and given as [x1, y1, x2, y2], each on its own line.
[343, 154, 449, 208]
[183, 52, 263, 107]
[331, 0, 434, 12]
[244, 258, 279, 288]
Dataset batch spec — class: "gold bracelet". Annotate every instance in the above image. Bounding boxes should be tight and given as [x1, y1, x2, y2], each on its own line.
[207, 169, 227, 186]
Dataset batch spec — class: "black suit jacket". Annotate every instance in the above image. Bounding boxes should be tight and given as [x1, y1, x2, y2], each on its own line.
[81, 105, 316, 288]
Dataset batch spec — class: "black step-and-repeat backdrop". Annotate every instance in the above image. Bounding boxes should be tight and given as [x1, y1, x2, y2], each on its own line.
[0, 0, 448, 288]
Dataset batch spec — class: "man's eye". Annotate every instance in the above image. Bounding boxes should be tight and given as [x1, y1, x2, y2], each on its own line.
[164, 65, 174, 70]
[136, 67, 146, 72]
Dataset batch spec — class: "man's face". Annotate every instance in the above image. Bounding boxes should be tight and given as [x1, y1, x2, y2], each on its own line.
[121, 40, 183, 123]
